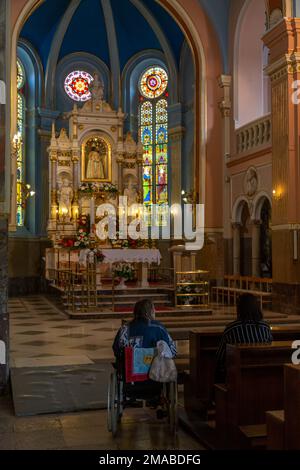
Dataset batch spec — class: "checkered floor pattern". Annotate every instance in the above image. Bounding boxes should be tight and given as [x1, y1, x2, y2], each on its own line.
[9, 296, 120, 366]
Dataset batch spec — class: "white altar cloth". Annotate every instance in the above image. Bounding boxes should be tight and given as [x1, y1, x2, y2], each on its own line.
[45, 247, 161, 288]
[101, 248, 161, 265]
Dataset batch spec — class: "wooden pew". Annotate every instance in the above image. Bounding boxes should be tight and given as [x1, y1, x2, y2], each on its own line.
[185, 326, 300, 418]
[267, 364, 300, 449]
[266, 410, 284, 450]
[284, 364, 300, 449]
[215, 341, 294, 448]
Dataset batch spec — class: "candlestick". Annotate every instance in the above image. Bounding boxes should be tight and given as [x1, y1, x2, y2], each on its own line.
[90, 196, 95, 234]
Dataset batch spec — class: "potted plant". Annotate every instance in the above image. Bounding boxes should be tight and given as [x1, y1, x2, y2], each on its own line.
[113, 263, 134, 289]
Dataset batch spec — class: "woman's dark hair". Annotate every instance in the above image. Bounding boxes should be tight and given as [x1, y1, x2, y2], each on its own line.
[133, 299, 155, 323]
[237, 293, 263, 322]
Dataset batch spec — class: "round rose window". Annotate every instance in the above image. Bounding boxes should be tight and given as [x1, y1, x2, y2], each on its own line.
[139, 67, 168, 99]
[64, 71, 93, 102]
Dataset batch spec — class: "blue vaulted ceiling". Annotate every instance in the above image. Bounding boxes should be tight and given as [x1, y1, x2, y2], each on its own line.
[20, 0, 231, 74]
[20, 0, 71, 70]
[59, 0, 110, 64]
[20, 0, 185, 72]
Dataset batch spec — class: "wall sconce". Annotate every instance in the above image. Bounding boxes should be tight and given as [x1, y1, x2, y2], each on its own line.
[272, 188, 283, 201]
[181, 189, 197, 204]
[20, 183, 35, 203]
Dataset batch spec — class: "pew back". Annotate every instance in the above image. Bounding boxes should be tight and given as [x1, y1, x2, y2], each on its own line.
[284, 364, 300, 449]
[187, 327, 300, 415]
[226, 342, 294, 426]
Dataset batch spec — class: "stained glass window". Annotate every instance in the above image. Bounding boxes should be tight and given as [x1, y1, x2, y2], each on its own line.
[16, 59, 25, 227]
[64, 70, 93, 102]
[139, 68, 169, 225]
[139, 67, 168, 99]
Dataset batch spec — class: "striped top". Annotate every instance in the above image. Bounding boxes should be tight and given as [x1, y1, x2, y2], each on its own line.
[215, 319, 273, 382]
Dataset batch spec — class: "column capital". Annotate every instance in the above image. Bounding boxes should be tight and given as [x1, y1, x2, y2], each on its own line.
[263, 18, 300, 66]
[218, 74, 232, 118]
[218, 74, 232, 88]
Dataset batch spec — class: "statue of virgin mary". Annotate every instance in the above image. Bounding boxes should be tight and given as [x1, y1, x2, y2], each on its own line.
[86, 145, 105, 179]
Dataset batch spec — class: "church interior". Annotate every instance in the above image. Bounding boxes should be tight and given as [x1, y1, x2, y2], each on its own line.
[1, 0, 300, 455]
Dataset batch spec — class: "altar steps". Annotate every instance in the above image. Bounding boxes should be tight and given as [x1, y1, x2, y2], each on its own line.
[55, 286, 175, 314]
[66, 307, 213, 319]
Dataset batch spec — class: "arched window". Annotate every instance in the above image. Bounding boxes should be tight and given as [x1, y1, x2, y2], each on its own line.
[139, 67, 169, 225]
[16, 59, 26, 227]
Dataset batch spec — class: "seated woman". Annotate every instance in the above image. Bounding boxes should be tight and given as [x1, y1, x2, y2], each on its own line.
[113, 298, 177, 359]
[215, 293, 273, 382]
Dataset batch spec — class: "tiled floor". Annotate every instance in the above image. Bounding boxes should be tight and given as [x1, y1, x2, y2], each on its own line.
[9, 296, 120, 363]
[0, 394, 204, 450]
[5, 295, 205, 450]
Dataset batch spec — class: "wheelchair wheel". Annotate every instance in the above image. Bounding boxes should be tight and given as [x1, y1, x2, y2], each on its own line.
[107, 370, 120, 436]
[168, 381, 178, 435]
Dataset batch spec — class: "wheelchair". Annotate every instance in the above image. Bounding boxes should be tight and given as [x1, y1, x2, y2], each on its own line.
[107, 348, 178, 437]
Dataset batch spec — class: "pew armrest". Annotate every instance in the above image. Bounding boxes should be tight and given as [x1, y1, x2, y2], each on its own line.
[215, 383, 228, 441]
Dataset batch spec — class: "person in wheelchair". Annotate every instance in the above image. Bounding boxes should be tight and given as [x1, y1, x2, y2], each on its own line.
[113, 298, 177, 358]
[112, 299, 177, 408]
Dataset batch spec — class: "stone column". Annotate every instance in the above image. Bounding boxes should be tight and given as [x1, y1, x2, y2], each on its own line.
[0, 0, 9, 393]
[49, 151, 58, 224]
[116, 156, 124, 193]
[218, 75, 232, 274]
[72, 150, 80, 221]
[169, 127, 185, 206]
[232, 223, 241, 275]
[251, 220, 261, 277]
[263, 19, 300, 312]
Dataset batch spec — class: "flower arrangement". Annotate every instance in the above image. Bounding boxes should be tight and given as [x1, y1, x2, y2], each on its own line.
[74, 214, 90, 248]
[59, 237, 76, 248]
[78, 182, 118, 196]
[112, 263, 135, 280]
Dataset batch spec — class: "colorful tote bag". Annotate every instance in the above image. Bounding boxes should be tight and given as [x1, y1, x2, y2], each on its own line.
[125, 346, 156, 383]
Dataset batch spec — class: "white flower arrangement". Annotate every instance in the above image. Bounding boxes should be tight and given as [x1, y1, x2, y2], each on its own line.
[78, 182, 118, 195]
[112, 263, 134, 280]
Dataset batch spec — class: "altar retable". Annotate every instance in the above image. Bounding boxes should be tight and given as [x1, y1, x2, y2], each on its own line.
[46, 74, 160, 287]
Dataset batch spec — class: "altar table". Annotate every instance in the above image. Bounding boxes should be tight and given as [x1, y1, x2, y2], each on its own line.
[45, 248, 161, 288]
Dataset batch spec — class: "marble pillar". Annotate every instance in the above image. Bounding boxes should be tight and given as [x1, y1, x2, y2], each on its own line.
[251, 220, 261, 277]
[232, 223, 241, 275]
[0, 0, 9, 393]
[169, 127, 184, 206]
[263, 19, 300, 311]
[0, 219, 8, 393]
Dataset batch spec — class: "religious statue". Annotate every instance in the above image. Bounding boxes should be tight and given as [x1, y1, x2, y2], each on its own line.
[124, 178, 139, 216]
[90, 73, 104, 102]
[124, 179, 139, 212]
[86, 145, 105, 180]
[58, 178, 73, 220]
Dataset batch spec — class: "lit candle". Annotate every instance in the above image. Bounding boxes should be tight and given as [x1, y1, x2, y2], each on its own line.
[90, 196, 95, 229]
